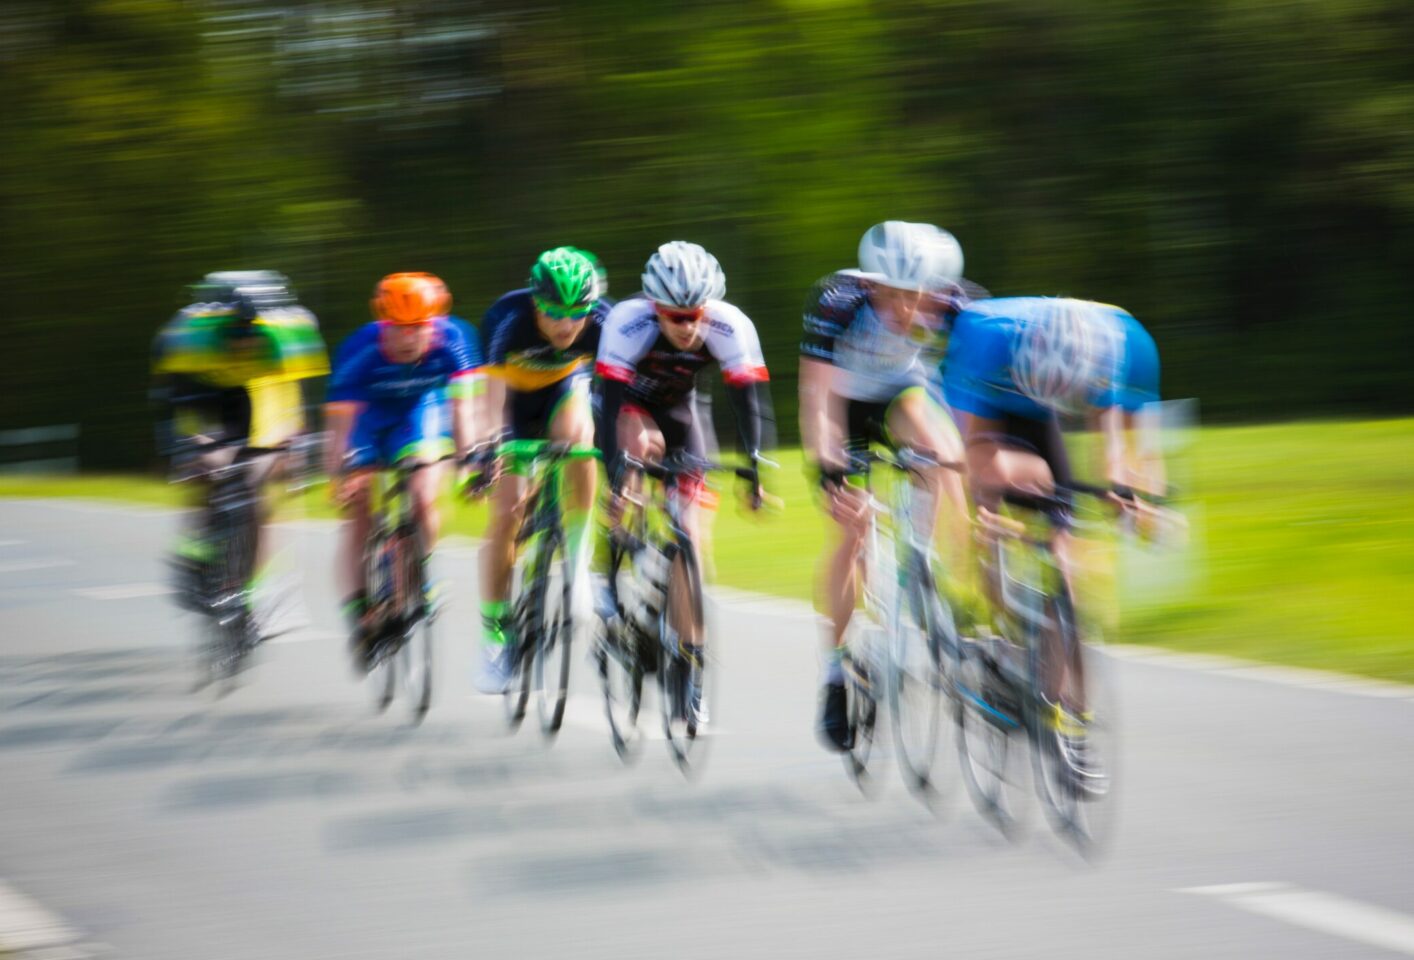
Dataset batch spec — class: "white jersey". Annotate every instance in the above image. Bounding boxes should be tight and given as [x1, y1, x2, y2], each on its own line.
[595, 297, 769, 407]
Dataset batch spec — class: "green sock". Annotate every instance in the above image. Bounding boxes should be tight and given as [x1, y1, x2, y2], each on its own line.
[174, 533, 214, 562]
[480, 599, 509, 645]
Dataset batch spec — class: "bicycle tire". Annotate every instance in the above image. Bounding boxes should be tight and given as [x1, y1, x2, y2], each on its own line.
[397, 524, 433, 724]
[365, 526, 396, 714]
[504, 550, 534, 730]
[202, 491, 258, 692]
[1030, 592, 1118, 856]
[599, 536, 645, 762]
[657, 539, 709, 775]
[888, 549, 947, 799]
[842, 621, 881, 791]
[533, 528, 572, 737]
[954, 638, 1028, 837]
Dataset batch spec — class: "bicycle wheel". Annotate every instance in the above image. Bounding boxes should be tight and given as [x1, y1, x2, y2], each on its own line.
[1031, 594, 1119, 856]
[657, 540, 709, 775]
[599, 540, 644, 761]
[842, 620, 882, 791]
[533, 530, 572, 738]
[503, 553, 534, 730]
[888, 549, 949, 799]
[365, 530, 397, 714]
[954, 637, 1028, 837]
[202, 494, 258, 693]
[397, 526, 433, 724]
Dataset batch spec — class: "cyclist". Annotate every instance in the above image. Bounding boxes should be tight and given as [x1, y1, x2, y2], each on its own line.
[941, 295, 1163, 779]
[800, 221, 973, 752]
[476, 247, 612, 693]
[594, 241, 773, 721]
[152, 271, 328, 628]
[325, 272, 483, 672]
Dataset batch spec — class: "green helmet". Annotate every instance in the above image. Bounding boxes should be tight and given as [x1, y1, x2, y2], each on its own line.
[529, 246, 604, 315]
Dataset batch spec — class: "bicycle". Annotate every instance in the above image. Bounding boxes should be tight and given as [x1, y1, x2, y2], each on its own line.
[177, 450, 263, 692]
[824, 448, 964, 795]
[954, 483, 1131, 852]
[497, 439, 600, 739]
[358, 455, 450, 725]
[597, 451, 759, 774]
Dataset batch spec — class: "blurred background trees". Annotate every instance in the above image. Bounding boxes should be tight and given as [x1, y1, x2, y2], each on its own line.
[3, 0, 1412, 466]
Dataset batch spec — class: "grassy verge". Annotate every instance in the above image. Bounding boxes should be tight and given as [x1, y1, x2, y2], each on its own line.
[4, 416, 1412, 682]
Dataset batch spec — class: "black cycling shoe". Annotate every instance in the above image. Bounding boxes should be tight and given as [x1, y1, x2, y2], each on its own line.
[816, 682, 853, 752]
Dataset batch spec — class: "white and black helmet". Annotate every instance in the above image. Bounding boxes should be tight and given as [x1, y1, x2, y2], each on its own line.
[858, 221, 964, 292]
[1011, 299, 1125, 415]
[642, 241, 726, 308]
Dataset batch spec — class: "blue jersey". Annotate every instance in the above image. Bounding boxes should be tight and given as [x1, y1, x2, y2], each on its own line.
[942, 298, 1158, 420]
[328, 316, 483, 412]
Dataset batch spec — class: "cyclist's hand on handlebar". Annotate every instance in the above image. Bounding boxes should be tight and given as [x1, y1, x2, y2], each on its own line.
[459, 443, 500, 499]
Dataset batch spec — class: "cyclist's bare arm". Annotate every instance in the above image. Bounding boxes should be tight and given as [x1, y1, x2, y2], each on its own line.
[323, 401, 362, 504]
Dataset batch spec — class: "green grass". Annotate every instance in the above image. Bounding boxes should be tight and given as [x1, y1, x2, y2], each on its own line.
[5, 416, 1413, 682]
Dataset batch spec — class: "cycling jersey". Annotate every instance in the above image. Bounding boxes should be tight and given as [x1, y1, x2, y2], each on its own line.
[151, 305, 329, 449]
[596, 297, 769, 406]
[326, 316, 483, 410]
[481, 289, 611, 393]
[942, 298, 1153, 422]
[800, 271, 943, 403]
[327, 316, 483, 469]
[595, 297, 770, 478]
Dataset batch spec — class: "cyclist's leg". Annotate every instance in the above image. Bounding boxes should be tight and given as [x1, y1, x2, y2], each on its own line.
[547, 375, 596, 610]
[475, 386, 542, 691]
[338, 407, 390, 633]
[397, 393, 454, 554]
[961, 411, 1087, 708]
[651, 400, 705, 648]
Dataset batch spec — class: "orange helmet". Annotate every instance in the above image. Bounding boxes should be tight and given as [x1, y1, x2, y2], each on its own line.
[371, 272, 451, 325]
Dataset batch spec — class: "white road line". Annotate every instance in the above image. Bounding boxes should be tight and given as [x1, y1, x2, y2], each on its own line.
[268, 627, 340, 645]
[73, 582, 174, 600]
[1182, 882, 1414, 955]
[0, 538, 26, 547]
[0, 878, 84, 954]
[0, 558, 76, 574]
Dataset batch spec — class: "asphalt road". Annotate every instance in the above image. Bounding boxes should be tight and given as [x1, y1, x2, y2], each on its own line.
[2, 498, 1412, 960]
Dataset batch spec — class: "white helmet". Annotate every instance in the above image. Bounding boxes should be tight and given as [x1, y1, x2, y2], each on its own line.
[913, 223, 965, 289]
[858, 221, 963, 291]
[1011, 300, 1125, 414]
[642, 241, 726, 308]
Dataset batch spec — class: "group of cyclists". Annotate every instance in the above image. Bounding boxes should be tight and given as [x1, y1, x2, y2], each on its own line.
[152, 220, 1166, 767]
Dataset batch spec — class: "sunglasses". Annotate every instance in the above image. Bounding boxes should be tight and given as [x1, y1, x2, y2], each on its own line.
[535, 298, 593, 322]
[654, 305, 705, 326]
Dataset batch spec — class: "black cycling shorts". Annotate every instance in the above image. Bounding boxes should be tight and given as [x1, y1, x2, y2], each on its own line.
[967, 411, 1074, 490]
[507, 373, 590, 440]
[622, 394, 706, 461]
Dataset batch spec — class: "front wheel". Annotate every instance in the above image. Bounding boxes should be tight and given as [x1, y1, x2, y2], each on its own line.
[887, 554, 949, 800]
[533, 532, 572, 738]
[599, 538, 645, 762]
[397, 527, 433, 724]
[657, 541, 709, 776]
[1030, 595, 1119, 857]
